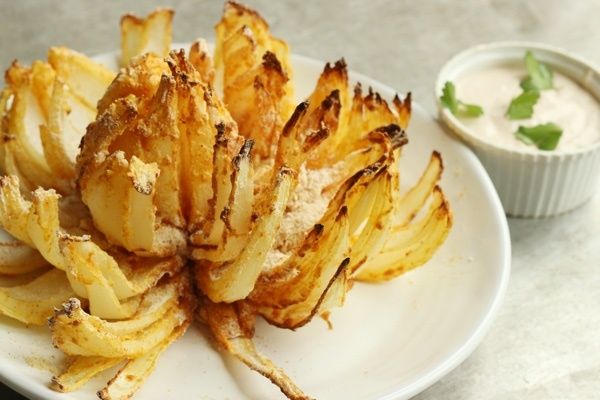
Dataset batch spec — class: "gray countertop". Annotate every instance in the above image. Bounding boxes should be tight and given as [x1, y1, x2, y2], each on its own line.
[1, 1, 599, 399]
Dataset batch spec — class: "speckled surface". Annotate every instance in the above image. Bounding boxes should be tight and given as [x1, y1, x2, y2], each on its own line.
[0, 1, 599, 399]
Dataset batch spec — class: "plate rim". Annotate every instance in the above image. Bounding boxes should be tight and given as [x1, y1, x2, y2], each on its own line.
[0, 47, 512, 400]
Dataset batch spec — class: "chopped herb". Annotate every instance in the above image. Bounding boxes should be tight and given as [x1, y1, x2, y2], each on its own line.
[506, 90, 540, 119]
[515, 123, 563, 150]
[440, 81, 484, 118]
[440, 81, 458, 113]
[520, 51, 553, 91]
[458, 103, 484, 118]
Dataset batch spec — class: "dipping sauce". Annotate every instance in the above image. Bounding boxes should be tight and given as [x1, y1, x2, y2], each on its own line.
[455, 64, 600, 152]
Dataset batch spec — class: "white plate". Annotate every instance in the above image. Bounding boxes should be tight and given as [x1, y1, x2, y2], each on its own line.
[0, 49, 511, 400]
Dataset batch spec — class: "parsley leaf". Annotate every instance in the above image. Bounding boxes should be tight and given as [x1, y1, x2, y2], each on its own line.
[506, 90, 540, 119]
[520, 51, 553, 91]
[515, 123, 563, 150]
[440, 81, 483, 118]
[459, 103, 484, 118]
[440, 81, 459, 113]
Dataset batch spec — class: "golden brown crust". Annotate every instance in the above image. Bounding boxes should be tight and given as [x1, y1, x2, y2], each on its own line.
[223, 1, 270, 29]
[120, 8, 175, 27]
[76, 96, 138, 188]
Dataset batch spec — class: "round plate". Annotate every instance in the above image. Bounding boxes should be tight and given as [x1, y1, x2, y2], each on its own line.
[0, 49, 511, 400]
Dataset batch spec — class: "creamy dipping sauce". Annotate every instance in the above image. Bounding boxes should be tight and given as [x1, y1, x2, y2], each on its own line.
[455, 64, 600, 152]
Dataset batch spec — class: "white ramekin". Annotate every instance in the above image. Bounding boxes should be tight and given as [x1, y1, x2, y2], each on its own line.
[435, 41, 600, 218]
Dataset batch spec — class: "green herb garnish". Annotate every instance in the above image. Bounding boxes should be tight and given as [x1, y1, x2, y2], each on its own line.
[440, 81, 484, 118]
[507, 51, 554, 119]
[520, 51, 553, 91]
[515, 123, 563, 150]
[506, 90, 540, 119]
